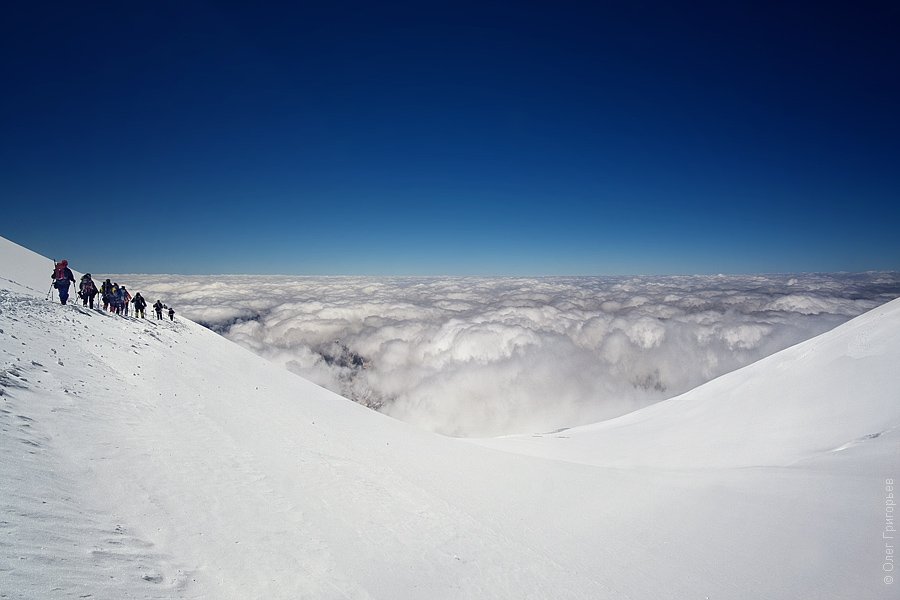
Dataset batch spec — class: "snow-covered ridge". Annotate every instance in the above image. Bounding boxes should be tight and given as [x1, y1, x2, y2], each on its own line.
[2, 234, 898, 599]
[0, 235, 84, 298]
[476, 294, 900, 468]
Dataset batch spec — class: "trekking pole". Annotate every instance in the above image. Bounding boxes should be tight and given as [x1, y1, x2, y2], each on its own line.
[48, 258, 56, 301]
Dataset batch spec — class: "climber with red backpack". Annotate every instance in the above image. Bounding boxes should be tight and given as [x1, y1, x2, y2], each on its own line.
[51, 260, 76, 305]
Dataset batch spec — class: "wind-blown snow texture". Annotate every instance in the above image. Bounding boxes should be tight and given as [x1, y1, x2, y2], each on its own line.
[2, 235, 899, 599]
[118, 272, 900, 436]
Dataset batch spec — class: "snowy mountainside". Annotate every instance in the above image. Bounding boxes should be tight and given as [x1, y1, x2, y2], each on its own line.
[477, 295, 900, 469]
[0, 235, 83, 297]
[1, 234, 898, 599]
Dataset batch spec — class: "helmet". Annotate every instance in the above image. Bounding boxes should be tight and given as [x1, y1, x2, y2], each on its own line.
[61, 260, 68, 266]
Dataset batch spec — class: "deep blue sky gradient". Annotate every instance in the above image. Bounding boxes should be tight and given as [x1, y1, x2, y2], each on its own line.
[2, 1, 899, 274]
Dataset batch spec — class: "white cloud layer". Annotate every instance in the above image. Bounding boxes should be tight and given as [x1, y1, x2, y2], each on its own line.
[110, 273, 900, 436]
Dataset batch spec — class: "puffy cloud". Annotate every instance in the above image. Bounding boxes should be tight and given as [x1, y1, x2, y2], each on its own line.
[111, 273, 900, 437]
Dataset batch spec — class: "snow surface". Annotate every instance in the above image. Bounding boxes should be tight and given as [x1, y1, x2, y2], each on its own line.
[1, 234, 898, 599]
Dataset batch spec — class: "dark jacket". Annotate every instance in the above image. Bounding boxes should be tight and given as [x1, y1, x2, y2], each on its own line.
[80, 276, 97, 296]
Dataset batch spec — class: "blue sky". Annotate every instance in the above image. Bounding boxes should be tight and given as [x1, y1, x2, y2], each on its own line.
[2, 1, 898, 275]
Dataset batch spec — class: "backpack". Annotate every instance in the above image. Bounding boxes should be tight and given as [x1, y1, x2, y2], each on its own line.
[53, 262, 68, 281]
[81, 277, 95, 295]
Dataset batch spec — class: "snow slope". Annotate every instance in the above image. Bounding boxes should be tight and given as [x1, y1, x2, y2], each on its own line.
[0, 236, 82, 298]
[2, 234, 898, 599]
[476, 296, 900, 469]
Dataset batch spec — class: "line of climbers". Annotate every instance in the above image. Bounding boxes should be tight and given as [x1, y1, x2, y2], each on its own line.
[51, 259, 176, 321]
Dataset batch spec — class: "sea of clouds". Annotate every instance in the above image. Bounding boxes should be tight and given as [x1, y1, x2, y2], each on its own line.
[111, 273, 900, 437]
